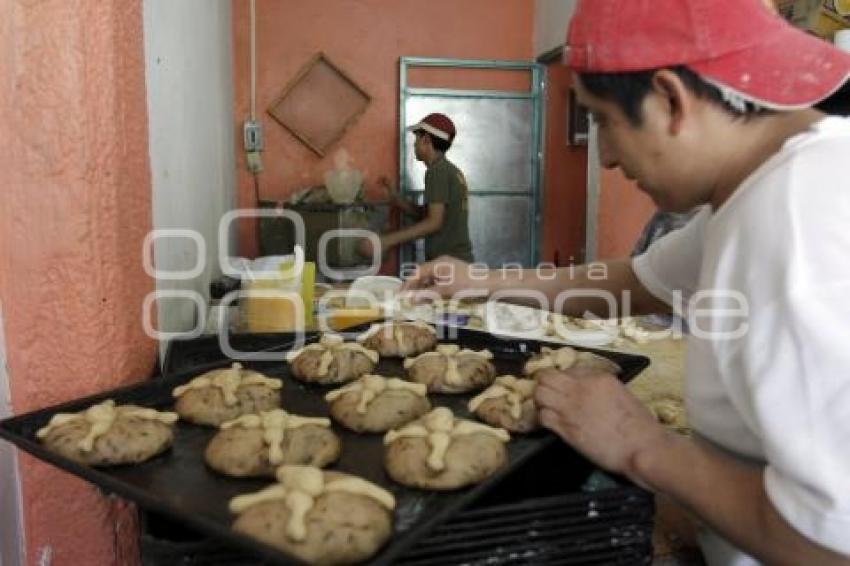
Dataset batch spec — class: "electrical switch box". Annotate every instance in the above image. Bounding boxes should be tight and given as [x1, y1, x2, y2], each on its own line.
[243, 120, 264, 152]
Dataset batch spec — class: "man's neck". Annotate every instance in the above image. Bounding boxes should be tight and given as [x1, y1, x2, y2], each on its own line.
[708, 109, 825, 210]
[424, 151, 444, 168]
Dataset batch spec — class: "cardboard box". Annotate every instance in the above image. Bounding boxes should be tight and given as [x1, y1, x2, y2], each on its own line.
[799, 0, 850, 39]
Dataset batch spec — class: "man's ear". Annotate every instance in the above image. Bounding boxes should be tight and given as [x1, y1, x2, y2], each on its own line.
[650, 69, 692, 136]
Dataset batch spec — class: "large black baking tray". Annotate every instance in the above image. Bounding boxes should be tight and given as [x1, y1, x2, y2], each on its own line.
[0, 325, 650, 565]
[161, 331, 319, 378]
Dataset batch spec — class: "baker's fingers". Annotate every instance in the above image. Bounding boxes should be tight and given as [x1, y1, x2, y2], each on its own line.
[538, 408, 584, 444]
[536, 371, 580, 395]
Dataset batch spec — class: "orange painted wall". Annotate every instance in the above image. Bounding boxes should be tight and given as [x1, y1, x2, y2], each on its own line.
[231, 0, 534, 259]
[0, 0, 156, 563]
[596, 169, 657, 259]
[541, 63, 588, 265]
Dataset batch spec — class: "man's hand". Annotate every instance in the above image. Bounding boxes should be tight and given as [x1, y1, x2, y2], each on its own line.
[379, 175, 423, 218]
[378, 175, 398, 202]
[534, 368, 669, 486]
[356, 236, 386, 260]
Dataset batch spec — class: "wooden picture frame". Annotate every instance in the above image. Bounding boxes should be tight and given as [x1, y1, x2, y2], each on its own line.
[268, 53, 371, 157]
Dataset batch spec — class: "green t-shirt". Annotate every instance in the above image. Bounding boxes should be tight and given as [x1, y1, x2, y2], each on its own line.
[423, 155, 474, 262]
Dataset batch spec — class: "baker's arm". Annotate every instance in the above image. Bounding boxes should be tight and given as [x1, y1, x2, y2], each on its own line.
[403, 256, 671, 318]
[534, 371, 850, 566]
[635, 430, 848, 565]
[380, 175, 423, 219]
[358, 204, 445, 259]
[381, 203, 445, 248]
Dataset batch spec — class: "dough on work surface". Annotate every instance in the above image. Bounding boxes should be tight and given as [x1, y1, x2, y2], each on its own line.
[357, 321, 438, 357]
[231, 466, 394, 565]
[404, 344, 496, 393]
[383, 407, 510, 490]
[468, 375, 539, 433]
[37, 400, 177, 466]
[172, 362, 282, 427]
[205, 410, 340, 478]
[523, 346, 621, 377]
[647, 396, 689, 434]
[621, 338, 690, 434]
[287, 334, 379, 385]
[325, 374, 431, 433]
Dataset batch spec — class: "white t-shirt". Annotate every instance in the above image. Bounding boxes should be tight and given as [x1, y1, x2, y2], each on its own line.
[633, 117, 850, 561]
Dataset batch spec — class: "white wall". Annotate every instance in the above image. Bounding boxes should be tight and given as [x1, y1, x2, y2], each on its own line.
[143, 0, 237, 342]
[0, 303, 24, 566]
[533, 0, 577, 57]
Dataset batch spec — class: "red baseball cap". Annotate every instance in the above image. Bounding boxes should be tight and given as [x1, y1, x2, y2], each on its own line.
[406, 113, 457, 142]
[566, 0, 850, 110]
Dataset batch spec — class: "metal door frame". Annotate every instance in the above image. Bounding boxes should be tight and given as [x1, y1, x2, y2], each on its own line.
[398, 57, 545, 270]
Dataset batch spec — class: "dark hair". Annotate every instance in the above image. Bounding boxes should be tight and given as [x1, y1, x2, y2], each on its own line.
[427, 132, 452, 153]
[579, 66, 769, 125]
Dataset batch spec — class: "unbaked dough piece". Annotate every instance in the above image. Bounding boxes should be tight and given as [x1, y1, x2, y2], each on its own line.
[571, 351, 622, 374]
[647, 396, 690, 434]
[205, 410, 340, 477]
[383, 407, 509, 490]
[357, 321, 438, 357]
[37, 400, 178, 466]
[404, 345, 496, 393]
[468, 375, 539, 433]
[173, 363, 282, 426]
[325, 375, 430, 433]
[231, 466, 394, 565]
[524, 346, 620, 377]
[287, 334, 379, 385]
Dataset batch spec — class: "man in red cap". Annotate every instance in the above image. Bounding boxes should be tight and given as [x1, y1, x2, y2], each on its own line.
[359, 113, 474, 263]
[404, 1, 850, 563]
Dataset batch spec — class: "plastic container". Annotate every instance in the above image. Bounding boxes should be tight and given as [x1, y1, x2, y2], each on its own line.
[240, 279, 302, 332]
[347, 275, 403, 309]
[324, 169, 362, 204]
[239, 249, 315, 332]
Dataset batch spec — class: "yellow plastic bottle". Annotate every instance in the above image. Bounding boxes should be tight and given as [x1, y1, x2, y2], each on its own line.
[241, 277, 302, 332]
[297, 261, 316, 327]
[242, 255, 313, 333]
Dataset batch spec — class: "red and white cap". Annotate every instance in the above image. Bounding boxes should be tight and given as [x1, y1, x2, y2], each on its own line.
[566, 0, 850, 110]
[406, 113, 457, 142]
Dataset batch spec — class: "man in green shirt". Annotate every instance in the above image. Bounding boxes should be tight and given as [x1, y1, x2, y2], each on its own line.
[358, 113, 474, 263]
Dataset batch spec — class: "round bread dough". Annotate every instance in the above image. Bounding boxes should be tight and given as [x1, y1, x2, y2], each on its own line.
[383, 407, 509, 490]
[357, 321, 437, 357]
[205, 410, 340, 478]
[404, 345, 496, 393]
[172, 363, 282, 427]
[524, 346, 621, 377]
[287, 334, 379, 385]
[571, 351, 622, 373]
[468, 375, 539, 433]
[231, 466, 394, 565]
[37, 400, 177, 466]
[325, 375, 431, 433]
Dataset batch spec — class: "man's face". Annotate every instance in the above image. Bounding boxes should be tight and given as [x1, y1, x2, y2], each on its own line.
[572, 73, 706, 212]
[413, 130, 429, 162]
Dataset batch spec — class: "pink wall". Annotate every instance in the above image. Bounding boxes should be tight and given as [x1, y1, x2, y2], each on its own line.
[0, 0, 156, 563]
[231, 0, 535, 259]
[541, 63, 588, 265]
[596, 169, 657, 259]
[539, 61, 653, 265]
